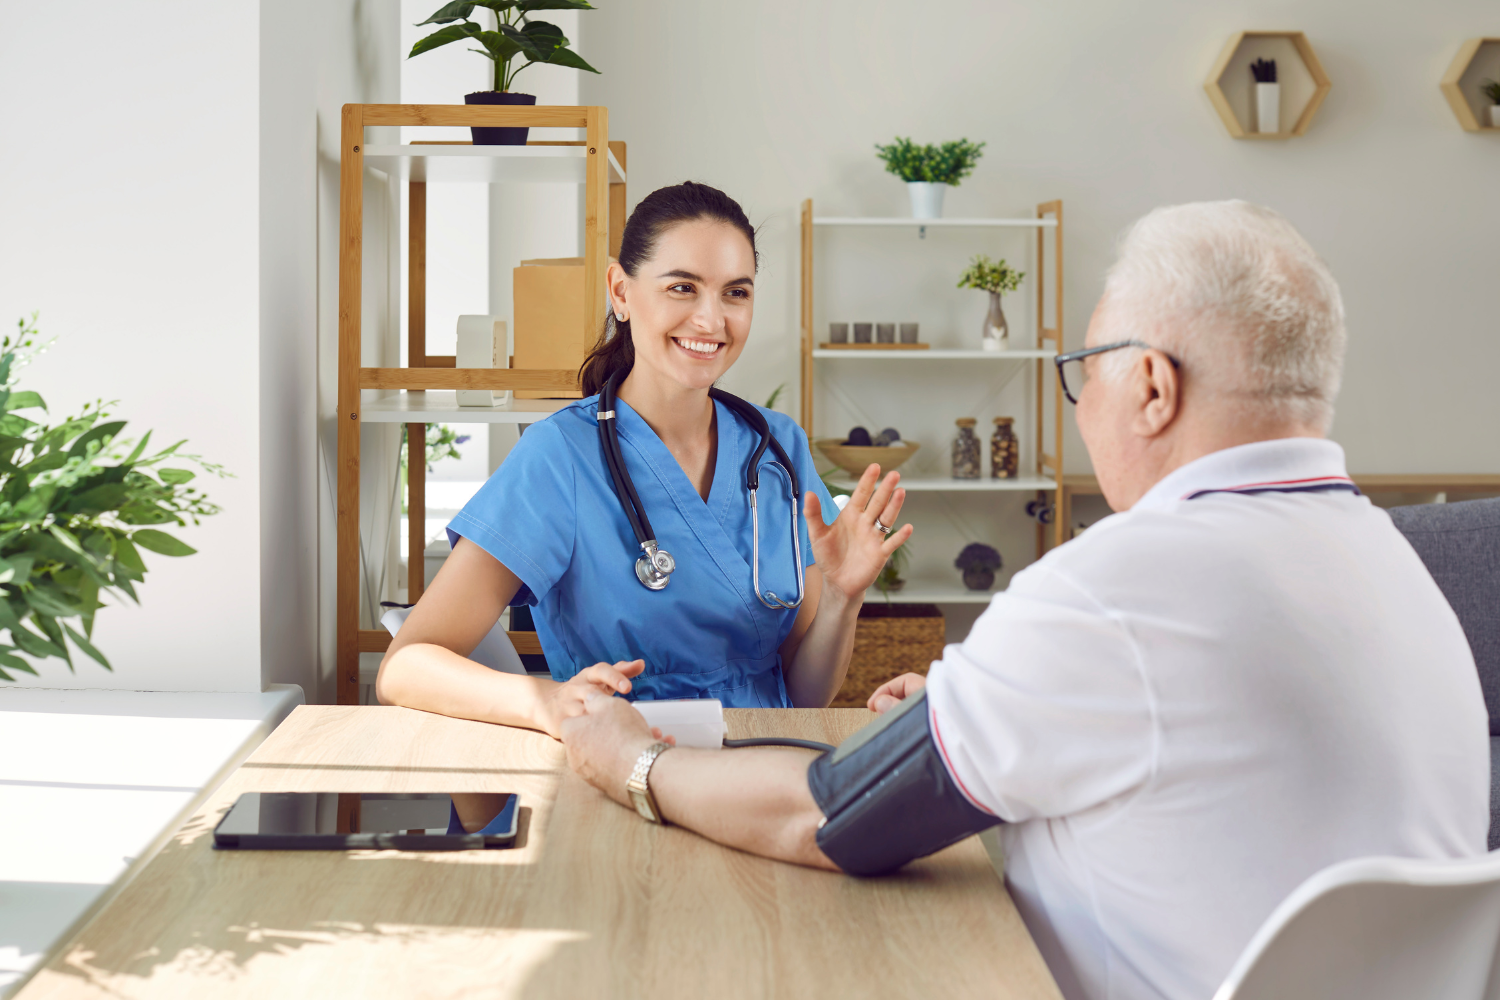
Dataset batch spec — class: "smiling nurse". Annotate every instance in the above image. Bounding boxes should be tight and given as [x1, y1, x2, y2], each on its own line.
[376, 181, 913, 737]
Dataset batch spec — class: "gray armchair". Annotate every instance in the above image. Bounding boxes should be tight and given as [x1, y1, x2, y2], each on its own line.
[1389, 498, 1500, 848]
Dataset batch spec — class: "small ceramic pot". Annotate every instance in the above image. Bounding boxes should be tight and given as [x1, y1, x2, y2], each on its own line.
[1255, 83, 1281, 134]
[876, 323, 896, 344]
[829, 322, 849, 344]
[464, 91, 536, 145]
[907, 182, 946, 219]
[899, 323, 919, 344]
[1491, 105, 1500, 128]
[853, 323, 873, 344]
[962, 567, 995, 591]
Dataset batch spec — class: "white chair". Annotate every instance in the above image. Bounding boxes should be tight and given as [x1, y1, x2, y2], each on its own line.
[1213, 853, 1500, 1000]
[379, 606, 527, 675]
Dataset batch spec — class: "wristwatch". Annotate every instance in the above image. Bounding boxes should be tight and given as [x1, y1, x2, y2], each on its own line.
[626, 741, 674, 824]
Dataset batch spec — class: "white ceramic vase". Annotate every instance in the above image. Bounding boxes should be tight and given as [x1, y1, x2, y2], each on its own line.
[1256, 82, 1281, 134]
[907, 182, 946, 219]
[1490, 105, 1500, 128]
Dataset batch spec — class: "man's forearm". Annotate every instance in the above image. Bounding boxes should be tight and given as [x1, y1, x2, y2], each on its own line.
[647, 746, 839, 871]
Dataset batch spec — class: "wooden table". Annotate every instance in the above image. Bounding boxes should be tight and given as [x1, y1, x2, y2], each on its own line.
[17, 707, 1062, 1000]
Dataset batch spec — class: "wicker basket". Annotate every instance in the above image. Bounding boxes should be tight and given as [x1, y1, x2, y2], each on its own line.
[831, 603, 945, 708]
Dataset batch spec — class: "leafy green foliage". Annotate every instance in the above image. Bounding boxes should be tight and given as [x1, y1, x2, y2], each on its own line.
[409, 0, 600, 93]
[957, 254, 1024, 296]
[400, 424, 470, 474]
[1482, 79, 1500, 105]
[0, 316, 227, 681]
[873, 137, 986, 185]
[763, 383, 785, 412]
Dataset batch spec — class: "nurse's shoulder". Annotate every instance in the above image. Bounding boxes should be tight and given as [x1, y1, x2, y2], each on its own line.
[755, 405, 814, 458]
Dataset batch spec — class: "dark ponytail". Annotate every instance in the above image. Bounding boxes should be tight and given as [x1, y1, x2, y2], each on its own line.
[579, 181, 759, 397]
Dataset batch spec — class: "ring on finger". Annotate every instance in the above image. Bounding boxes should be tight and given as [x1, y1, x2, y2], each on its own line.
[873, 518, 892, 534]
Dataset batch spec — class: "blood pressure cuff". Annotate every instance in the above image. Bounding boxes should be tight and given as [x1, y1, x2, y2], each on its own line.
[807, 689, 1000, 875]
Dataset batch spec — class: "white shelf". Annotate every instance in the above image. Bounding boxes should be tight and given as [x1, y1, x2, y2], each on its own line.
[866, 579, 1000, 604]
[361, 392, 569, 424]
[826, 474, 1057, 493]
[362, 144, 625, 185]
[813, 348, 1055, 360]
[813, 216, 1056, 228]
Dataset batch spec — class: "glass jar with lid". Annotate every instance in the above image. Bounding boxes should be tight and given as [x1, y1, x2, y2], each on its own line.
[990, 417, 1018, 479]
[952, 418, 980, 479]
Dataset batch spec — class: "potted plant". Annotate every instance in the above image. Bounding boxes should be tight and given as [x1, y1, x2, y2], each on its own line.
[1251, 58, 1280, 134]
[1483, 79, 1500, 128]
[957, 254, 1024, 351]
[874, 137, 986, 219]
[875, 541, 910, 597]
[0, 317, 226, 681]
[954, 542, 1001, 592]
[409, 0, 601, 145]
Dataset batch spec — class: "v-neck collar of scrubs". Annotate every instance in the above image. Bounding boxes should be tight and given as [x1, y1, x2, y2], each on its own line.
[612, 395, 741, 528]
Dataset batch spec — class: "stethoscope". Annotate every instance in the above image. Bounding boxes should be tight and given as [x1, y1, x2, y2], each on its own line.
[596, 368, 805, 609]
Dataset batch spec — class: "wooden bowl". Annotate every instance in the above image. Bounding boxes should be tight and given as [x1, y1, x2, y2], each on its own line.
[815, 439, 921, 478]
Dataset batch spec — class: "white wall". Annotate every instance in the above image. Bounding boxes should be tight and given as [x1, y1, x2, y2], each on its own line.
[0, 3, 262, 691]
[580, 0, 1500, 477]
[0, 1, 399, 695]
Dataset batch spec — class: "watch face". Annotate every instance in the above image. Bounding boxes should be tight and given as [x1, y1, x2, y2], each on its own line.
[630, 788, 657, 822]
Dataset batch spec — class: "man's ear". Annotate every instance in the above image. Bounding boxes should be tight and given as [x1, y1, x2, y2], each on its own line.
[1130, 350, 1181, 438]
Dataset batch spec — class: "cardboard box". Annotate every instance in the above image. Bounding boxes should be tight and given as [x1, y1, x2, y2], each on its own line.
[513, 257, 586, 399]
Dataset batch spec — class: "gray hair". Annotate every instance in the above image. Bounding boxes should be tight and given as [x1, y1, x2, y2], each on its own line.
[1102, 201, 1346, 430]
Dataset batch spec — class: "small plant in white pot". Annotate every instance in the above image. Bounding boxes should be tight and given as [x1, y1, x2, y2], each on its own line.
[1483, 80, 1500, 129]
[957, 254, 1024, 351]
[1251, 58, 1280, 134]
[874, 137, 985, 219]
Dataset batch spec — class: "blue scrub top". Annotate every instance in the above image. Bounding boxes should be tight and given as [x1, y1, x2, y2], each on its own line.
[447, 394, 837, 708]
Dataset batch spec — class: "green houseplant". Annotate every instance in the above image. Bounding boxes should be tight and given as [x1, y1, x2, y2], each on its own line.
[957, 254, 1025, 350]
[874, 137, 986, 220]
[1483, 80, 1500, 128]
[0, 317, 226, 681]
[410, 0, 601, 145]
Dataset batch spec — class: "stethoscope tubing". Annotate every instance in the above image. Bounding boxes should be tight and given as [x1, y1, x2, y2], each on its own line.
[597, 368, 804, 608]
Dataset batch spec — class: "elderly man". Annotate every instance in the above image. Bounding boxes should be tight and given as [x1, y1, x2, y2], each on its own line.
[561, 201, 1487, 1000]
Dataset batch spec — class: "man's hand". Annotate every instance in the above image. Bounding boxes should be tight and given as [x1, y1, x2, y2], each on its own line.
[805, 463, 914, 602]
[532, 660, 645, 739]
[868, 672, 926, 714]
[561, 692, 674, 806]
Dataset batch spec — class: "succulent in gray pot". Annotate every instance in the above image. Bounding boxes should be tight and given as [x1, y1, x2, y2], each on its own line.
[954, 543, 1002, 592]
[409, 1, 601, 145]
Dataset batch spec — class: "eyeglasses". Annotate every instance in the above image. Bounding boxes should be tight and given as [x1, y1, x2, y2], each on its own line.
[1053, 340, 1182, 405]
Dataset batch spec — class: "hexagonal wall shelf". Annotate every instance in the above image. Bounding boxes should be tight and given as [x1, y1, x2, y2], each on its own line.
[1440, 38, 1500, 132]
[1204, 31, 1331, 139]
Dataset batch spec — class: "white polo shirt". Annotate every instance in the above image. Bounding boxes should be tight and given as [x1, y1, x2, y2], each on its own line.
[924, 438, 1487, 1000]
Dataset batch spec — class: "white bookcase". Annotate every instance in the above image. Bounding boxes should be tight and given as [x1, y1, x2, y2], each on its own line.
[799, 200, 1065, 604]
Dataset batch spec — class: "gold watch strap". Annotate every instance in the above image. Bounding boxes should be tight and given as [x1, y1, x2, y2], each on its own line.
[627, 741, 673, 824]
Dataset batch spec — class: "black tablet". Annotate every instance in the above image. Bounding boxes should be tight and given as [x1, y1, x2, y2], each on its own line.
[213, 792, 519, 850]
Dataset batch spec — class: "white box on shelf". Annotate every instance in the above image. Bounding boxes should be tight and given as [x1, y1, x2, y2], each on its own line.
[456, 315, 507, 407]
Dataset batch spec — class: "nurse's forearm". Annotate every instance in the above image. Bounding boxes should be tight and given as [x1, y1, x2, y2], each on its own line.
[784, 587, 862, 707]
[378, 642, 558, 732]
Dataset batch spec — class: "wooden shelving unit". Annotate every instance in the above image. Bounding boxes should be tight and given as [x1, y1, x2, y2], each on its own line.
[799, 200, 1066, 602]
[337, 103, 624, 705]
[1204, 31, 1331, 139]
[1440, 38, 1500, 133]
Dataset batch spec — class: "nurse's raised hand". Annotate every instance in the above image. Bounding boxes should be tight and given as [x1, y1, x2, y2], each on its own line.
[531, 659, 645, 739]
[804, 463, 913, 601]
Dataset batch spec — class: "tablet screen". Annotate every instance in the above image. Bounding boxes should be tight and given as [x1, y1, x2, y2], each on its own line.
[213, 792, 518, 850]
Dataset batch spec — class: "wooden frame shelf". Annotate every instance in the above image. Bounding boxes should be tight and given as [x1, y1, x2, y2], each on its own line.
[1440, 38, 1500, 133]
[800, 198, 1066, 599]
[336, 103, 623, 705]
[1204, 31, 1331, 139]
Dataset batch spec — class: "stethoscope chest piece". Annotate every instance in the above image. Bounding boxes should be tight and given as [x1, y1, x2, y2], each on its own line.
[635, 540, 675, 591]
